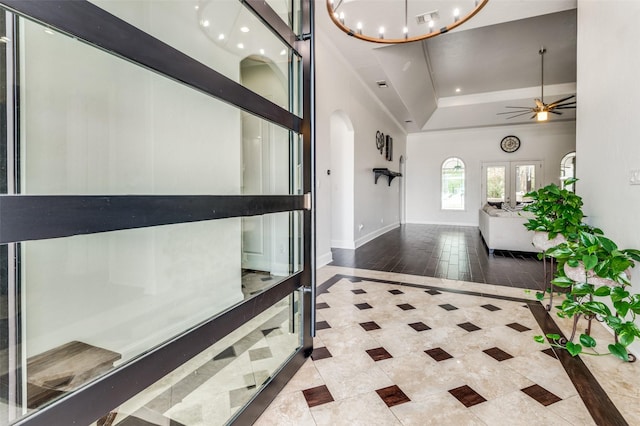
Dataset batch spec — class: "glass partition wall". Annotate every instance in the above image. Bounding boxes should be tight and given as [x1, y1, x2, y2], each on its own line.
[0, 0, 313, 425]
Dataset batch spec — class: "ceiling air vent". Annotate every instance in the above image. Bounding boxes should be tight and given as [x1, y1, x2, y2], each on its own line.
[376, 80, 388, 88]
[416, 10, 439, 25]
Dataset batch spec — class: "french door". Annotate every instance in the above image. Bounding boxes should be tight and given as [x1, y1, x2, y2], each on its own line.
[482, 161, 543, 208]
[0, 1, 314, 425]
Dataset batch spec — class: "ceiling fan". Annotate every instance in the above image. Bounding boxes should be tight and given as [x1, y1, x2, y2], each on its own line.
[498, 47, 576, 121]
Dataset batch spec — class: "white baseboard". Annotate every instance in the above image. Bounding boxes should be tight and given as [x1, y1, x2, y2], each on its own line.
[355, 223, 399, 249]
[316, 251, 333, 268]
[330, 239, 356, 249]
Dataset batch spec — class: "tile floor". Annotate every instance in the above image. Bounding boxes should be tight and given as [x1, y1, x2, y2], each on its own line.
[256, 266, 640, 426]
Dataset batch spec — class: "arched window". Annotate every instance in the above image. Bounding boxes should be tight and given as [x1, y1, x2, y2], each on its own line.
[560, 152, 576, 192]
[442, 157, 465, 210]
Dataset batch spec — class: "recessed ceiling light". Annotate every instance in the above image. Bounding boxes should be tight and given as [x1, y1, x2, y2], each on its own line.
[259, 49, 265, 55]
[237, 43, 244, 49]
[201, 19, 210, 28]
[280, 49, 286, 55]
[240, 26, 250, 33]
[194, 5, 199, 10]
[455, 88, 461, 93]
[218, 33, 225, 40]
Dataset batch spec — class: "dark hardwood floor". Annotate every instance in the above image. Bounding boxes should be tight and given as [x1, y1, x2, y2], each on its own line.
[330, 224, 546, 291]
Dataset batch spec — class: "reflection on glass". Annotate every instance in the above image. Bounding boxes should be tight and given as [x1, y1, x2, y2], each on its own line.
[265, 0, 302, 34]
[515, 164, 536, 204]
[486, 166, 506, 204]
[18, 16, 298, 196]
[12, 212, 301, 420]
[89, 0, 300, 114]
[94, 291, 301, 426]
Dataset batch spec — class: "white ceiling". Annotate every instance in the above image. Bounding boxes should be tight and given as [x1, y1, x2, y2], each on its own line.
[316, 0, 578, 132]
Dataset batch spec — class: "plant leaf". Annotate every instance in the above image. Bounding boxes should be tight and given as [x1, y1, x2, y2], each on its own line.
[608, 343, 629, 362]
[614, 301, 630, 318]
[582, 301, 611, 317]
[582, 254, 598, 271]
[546, 333, 561, 341]
[533, 335, 545, 344]
[535, 292, 545, 301]
[579, 333, 597, 348]
[618, 331, 635, 347]
[593, 286, 611, 297]
[565, 341, 582, 356]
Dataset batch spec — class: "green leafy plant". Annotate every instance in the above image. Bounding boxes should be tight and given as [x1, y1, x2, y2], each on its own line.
[522, 178, 589, 241]
[534, 230, 640, 361]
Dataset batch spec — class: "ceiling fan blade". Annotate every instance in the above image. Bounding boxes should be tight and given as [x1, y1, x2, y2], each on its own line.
[530, 114, 537, 119]
[553, 105, 576, 110]
[547, 95, 575, 107]
[502, 111, 533, 119]
[549, 110, 562, 115]
[504, 106, 534, 109]
[497, 110, 531, 115]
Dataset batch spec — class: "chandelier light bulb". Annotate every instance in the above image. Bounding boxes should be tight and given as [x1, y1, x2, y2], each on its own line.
[403, 26, 408, 38]
[356, 21, 363, 34]
[339, 12, 345, 24]
[379, 26, 385, 39]
[453, 8, 460, 21]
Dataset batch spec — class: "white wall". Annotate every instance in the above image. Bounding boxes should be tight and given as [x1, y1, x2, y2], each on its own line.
[330, 111, 355, 249]
[20, 6, 247, 359]
[576, 1, 640, 353]
[315, 13, 407, 265]
[406, 122, 576, 226]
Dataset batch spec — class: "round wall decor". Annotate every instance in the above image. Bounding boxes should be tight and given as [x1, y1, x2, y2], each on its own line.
[500, 135, 520, 153]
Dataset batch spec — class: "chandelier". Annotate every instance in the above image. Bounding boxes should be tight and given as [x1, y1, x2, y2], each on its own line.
[326, 0, 489, 44]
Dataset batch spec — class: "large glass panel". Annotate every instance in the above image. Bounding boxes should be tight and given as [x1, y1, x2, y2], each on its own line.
[486, 166, 506, 205]
[441, 157, 465, 210]
[265, 0, 302, 34]
[88, 0, 302, 114]
[8, 211, 301, 422]
[560, 152, 576, 192]
[17, 15, 300, 196]
[514, 164, 536, 205]
[93, 290, 302, 426]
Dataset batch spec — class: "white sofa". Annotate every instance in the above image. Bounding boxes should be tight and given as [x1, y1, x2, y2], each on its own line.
[478, 207, 541, 254]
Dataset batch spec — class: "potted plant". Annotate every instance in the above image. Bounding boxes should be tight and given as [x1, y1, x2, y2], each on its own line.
[522, 178, 590, 249]
[536, 230, 640, 361]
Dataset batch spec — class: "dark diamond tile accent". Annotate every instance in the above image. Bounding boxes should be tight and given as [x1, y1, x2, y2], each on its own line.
[229, 384, 257, 408]
[397, 303, 416, 311]
[388, 289, 404, 295]
[303, 385, 334, 408]
[481, 304, 501, 311]
[213, 346, 236, 361]
[483, 347, 513, 361]
[375, 385, 411, 407]
[355, 303, 373, 310]
[249, 347, 272, 362]
[316, 302, 330, 309]
[408, 322, 431, 332]
[449, 385, 487, 408]
[542, 348, 558, 360]
[359, 321, 381, 331]
[426, 289, 442, 295]
[352, 289, 366, 294]
[457, 322, 481, 332]
[366, 347, 393, 361]
[349, 277, 362, 283]
[311, 347, 332, 361]
[521, 384, 562, 406]
[425, 347, 453, 361]
[316, 321, 331, 330]
[439, 303, 458, 311]
[506, 322, 532, 332]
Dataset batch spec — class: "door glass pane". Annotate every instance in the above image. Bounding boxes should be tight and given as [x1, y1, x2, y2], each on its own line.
[93, 290, 302, 426]
[486, 166, 506, 205]
[18, 15, 300, 196]
[265, 0, 302, 34]
[11, 211, 302, 421]
[560, 152, 576, 192]
[89, 0, 301, 114]
[515, 164, 536, 205]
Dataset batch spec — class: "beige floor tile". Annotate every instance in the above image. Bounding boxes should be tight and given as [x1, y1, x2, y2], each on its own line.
[390, 392, 488, 425]
[470, 391, 572, 426]
[254, 390, 317, 426]
[547, 395, 597, 426]
[310, 391, 402, 426]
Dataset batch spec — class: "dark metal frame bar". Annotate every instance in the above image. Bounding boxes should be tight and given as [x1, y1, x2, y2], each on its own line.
[0, 195, 304, 243]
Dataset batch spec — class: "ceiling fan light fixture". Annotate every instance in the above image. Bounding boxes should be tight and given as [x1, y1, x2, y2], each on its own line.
[536, 111, 548, 121]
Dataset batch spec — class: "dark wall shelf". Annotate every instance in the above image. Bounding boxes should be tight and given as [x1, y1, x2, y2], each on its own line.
[373, 168, 402, 186]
